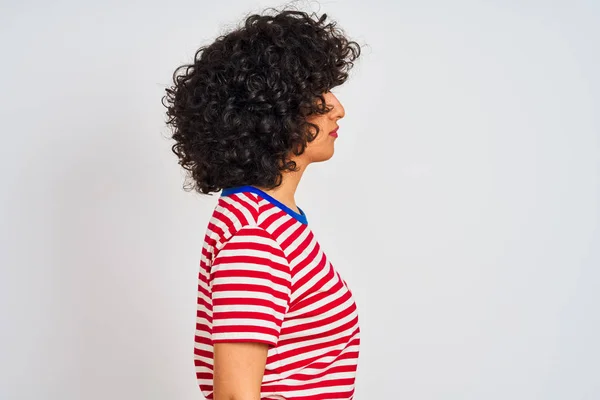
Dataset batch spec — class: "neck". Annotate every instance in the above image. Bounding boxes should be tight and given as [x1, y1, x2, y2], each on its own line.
[255, 159, 306, 213]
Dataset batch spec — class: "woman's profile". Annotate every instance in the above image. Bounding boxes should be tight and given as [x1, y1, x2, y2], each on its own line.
[162, 6, 362, 399]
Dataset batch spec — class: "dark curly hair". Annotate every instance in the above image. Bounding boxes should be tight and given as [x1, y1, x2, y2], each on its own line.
[162, 6, 362, 195]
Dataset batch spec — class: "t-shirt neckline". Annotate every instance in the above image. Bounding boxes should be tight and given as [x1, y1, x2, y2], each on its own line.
[220, 185, 308, 225]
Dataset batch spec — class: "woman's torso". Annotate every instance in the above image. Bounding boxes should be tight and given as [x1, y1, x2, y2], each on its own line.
[194, 186, 360, 399]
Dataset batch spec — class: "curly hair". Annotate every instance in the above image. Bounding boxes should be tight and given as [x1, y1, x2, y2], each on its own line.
[162, 7, 362, 195]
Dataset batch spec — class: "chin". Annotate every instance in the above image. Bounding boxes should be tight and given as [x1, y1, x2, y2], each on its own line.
[304, 145, 335, 164]
[315, 150, 334, 163]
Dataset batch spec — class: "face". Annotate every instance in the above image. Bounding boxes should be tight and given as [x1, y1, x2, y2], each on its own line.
[296, 91, 345, 165]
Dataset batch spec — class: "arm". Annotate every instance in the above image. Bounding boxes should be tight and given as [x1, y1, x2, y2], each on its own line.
[213, 342, 268, 400]
[210, 226, 292, 400]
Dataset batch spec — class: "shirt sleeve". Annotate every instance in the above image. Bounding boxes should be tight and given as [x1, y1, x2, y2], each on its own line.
[210, 225, 292, 346]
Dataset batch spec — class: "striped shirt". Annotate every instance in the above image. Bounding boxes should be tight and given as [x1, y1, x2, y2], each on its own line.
[194, 185, 360, 399]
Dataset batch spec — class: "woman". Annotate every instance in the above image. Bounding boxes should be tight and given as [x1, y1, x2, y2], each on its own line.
[163, 7, 362, 399]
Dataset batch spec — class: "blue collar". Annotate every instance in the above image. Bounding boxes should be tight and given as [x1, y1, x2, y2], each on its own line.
[221, 185, 308, 225]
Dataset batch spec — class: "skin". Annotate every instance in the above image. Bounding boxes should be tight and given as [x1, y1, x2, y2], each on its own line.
[212, 91, 345, 400]
[213, 342, 269, 400]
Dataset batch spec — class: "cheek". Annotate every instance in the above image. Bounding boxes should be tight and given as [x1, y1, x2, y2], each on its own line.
[309, 130, 330, 149]
[305, 126, 335, 156]
[304, 132, 334, 161]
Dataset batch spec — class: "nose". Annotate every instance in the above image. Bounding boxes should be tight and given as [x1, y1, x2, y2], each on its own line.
[328, 92, 345, 120]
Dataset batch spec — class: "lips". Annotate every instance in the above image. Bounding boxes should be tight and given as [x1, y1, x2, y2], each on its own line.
[329, 128, 339, 138]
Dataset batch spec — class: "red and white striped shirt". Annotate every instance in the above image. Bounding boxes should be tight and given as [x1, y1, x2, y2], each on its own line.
[194, 185, 360, 399]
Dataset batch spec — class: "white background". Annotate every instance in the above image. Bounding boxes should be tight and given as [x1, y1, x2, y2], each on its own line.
[1, 0, 598, 399]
